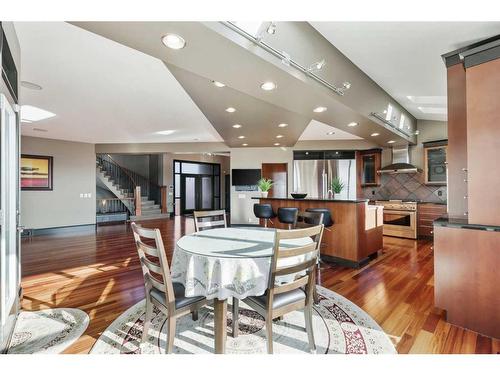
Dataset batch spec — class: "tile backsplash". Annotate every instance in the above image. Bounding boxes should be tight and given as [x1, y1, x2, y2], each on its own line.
[361, 172, 447, 203]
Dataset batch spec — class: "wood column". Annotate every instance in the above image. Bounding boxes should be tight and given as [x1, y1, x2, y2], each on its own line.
[446, 63, 468, 218]
[261, 163, 288, 198]
[160, 186, 167, 214]
[134, 186, 142, 216]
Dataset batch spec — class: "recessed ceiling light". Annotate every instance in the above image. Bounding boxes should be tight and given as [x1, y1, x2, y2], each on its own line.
[212, 80, 225, 88]
[347, 122, 358, 127]
[326, 131, 335, 135]
[161, 34, 186, 50]
[388, 140, 395, 144]
[232, 124, 242, 128]
[242, 143, 248, 146]
[21, 81, 42, 90]
[155, 130, 176, 136]
[276, 135, 283, 138]
[274, 143, 280, 146]
[260, 81, 277, 91]
[21, 105, 56, 122]
[371, 133, 380, 137]
[278, 123, 288, 128]
[225, 107, 236, 113]
[313, 106, 327, 113]
[238, 135, 245, 139]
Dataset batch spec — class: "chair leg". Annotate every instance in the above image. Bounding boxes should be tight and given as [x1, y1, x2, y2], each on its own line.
[232, 297, 239, 338]
[265, 318, 274, 354]
[304, 305, 316, 354]
[192, 310, 199, 321]
[166, 316, 176, 354]
[141, 297, 153, 344]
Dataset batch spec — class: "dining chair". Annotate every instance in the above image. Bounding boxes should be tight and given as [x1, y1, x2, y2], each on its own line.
[234, 224, 324, 354]
[131, 222, 209, 353]
[193, 210, 227, 232]
[295, 211, 324, 305]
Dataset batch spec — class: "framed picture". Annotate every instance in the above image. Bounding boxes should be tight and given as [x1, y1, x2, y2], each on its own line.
[21, 154, 53, 190]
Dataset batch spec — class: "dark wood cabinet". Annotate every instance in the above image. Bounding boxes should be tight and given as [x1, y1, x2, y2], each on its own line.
[261, 163, 288, 198]
[417, 203, 446, 238]
[357, 149, 381, 187]
[423, 141, 447, 185]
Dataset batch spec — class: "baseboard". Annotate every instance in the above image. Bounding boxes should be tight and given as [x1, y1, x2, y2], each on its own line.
[230, 223, 260, 227]
[23, 223, 97, 237]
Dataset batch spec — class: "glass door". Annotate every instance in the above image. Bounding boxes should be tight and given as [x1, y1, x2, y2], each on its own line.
[0, 93, 21, 351]
[181, 175, 214, 214]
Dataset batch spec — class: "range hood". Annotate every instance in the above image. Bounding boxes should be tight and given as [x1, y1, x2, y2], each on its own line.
[378, 145, 420, 174]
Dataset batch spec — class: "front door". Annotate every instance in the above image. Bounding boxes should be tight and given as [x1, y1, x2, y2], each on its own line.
[180, 175, 214, 214]
[0, 93, 21, 352]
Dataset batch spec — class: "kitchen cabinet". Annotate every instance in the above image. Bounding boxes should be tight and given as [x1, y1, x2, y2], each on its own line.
[417, 203, 447, 238]
[423, 141, 447, 185]
[358, 149, 381, 186]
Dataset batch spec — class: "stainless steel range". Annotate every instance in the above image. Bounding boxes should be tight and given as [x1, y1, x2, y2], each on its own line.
[375, 200, 417, 239]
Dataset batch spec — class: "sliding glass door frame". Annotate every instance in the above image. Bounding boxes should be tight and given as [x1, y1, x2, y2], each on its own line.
[0, 92, 21, 353]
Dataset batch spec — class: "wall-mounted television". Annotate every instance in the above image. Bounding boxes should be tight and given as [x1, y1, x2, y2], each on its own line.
[232, 169, 261, 186]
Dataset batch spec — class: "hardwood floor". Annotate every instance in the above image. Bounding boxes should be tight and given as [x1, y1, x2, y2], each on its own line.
[20, 217, 499, 354]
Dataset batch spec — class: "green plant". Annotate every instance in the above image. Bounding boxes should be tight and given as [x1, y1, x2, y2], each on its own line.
[331, 177, 345, 194]
[257, 178, 274, 192]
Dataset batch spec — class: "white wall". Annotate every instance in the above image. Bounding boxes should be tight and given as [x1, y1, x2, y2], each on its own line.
[21, 136, 96, 229]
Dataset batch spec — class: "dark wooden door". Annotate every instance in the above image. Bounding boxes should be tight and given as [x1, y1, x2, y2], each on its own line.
[261, 163, 288, 198]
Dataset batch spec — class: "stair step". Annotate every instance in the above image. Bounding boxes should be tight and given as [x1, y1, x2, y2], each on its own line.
[142, 204, 160, 211]
[141, 200, 156, 207]
[130, 213, 170, 221]
[140, 208, 161, 215]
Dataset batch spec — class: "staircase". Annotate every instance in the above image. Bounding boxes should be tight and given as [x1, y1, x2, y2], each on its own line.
[96, 154, 170, 221]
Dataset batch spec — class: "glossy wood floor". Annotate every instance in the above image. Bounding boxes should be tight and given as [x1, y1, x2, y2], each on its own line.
[21, 217, 499, 354]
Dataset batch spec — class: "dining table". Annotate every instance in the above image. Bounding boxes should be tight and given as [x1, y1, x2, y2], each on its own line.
[170, 226, 313, 354]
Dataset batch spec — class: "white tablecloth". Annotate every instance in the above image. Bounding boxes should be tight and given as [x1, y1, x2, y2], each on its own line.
[170, 227, 313, 300]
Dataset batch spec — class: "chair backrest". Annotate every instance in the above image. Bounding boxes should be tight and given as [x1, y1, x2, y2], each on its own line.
[193, 210, 227, 232]
[131, 222, 175, 307]
[297, 211, 324, 228]
[268, 225, 324, 303]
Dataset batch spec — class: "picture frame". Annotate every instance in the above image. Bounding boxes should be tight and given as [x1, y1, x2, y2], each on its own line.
[21, 154, 53, 191]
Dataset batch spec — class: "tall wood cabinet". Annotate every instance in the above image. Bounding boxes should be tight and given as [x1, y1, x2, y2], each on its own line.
[435, 36, 500, 339]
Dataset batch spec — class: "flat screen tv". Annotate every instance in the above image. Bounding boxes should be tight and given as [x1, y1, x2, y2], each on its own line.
[232, 169, 261, 186]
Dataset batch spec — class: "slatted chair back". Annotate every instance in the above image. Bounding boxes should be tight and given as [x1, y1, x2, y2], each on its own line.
[296, 211, 324, 228]
[193, 210, 227, 232]
[268, 225, 323, 303]
[131, 222, 175, 308]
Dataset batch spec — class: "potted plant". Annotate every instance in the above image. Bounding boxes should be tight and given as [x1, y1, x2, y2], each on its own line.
[257, 178, 274, 198]
[330, 177, 345, 198]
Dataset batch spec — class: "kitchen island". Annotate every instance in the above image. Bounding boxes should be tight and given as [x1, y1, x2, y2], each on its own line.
[252, 197, 384, 267]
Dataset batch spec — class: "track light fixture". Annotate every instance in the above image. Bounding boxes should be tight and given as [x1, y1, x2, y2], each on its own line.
[266, 22, 277, 35]
[308, 59, 326, 73]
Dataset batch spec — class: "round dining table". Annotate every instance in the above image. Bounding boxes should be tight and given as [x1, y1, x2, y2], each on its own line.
[170, 226, 313, 354]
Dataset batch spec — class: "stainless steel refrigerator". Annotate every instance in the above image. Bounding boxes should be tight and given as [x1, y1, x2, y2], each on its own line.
[293, 153, 356, 200]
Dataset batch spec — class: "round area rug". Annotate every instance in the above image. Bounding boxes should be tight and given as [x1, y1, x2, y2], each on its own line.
[8, 308, 89, 354]
[90, 286, 396, 354]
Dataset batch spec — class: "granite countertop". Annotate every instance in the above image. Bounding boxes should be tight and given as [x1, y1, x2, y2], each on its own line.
[434, 216, 500, 232]
[252, 196, 368, 203]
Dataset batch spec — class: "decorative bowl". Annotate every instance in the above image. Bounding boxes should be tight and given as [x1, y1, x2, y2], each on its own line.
[291, 193, 307, 199]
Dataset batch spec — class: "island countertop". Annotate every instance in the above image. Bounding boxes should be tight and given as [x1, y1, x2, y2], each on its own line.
[251, 197, 368, 203]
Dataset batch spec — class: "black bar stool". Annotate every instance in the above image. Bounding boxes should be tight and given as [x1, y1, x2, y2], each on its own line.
[306, 208, 334, 263]
[277, 207, 299, 230]
[253, 204, 276, 228]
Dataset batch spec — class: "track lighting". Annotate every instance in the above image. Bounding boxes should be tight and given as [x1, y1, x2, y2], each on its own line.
[308, 59, 326, 72]
[266, 22, 277, 35]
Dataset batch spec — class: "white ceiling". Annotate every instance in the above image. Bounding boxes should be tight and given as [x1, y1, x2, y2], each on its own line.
[14, 22, 223, 143]
[311, 22, 500, 121]
[299, 120, 362, 141]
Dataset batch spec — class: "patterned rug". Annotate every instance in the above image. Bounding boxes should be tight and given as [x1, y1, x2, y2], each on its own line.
[90, 286, 396, 354]
[7, 308, 89, 354]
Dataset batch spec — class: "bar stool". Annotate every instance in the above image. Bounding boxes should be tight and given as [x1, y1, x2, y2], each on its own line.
[305, 208, 334, 228]
[277, 207, 299, 230]
[253, 204, 276, 228]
